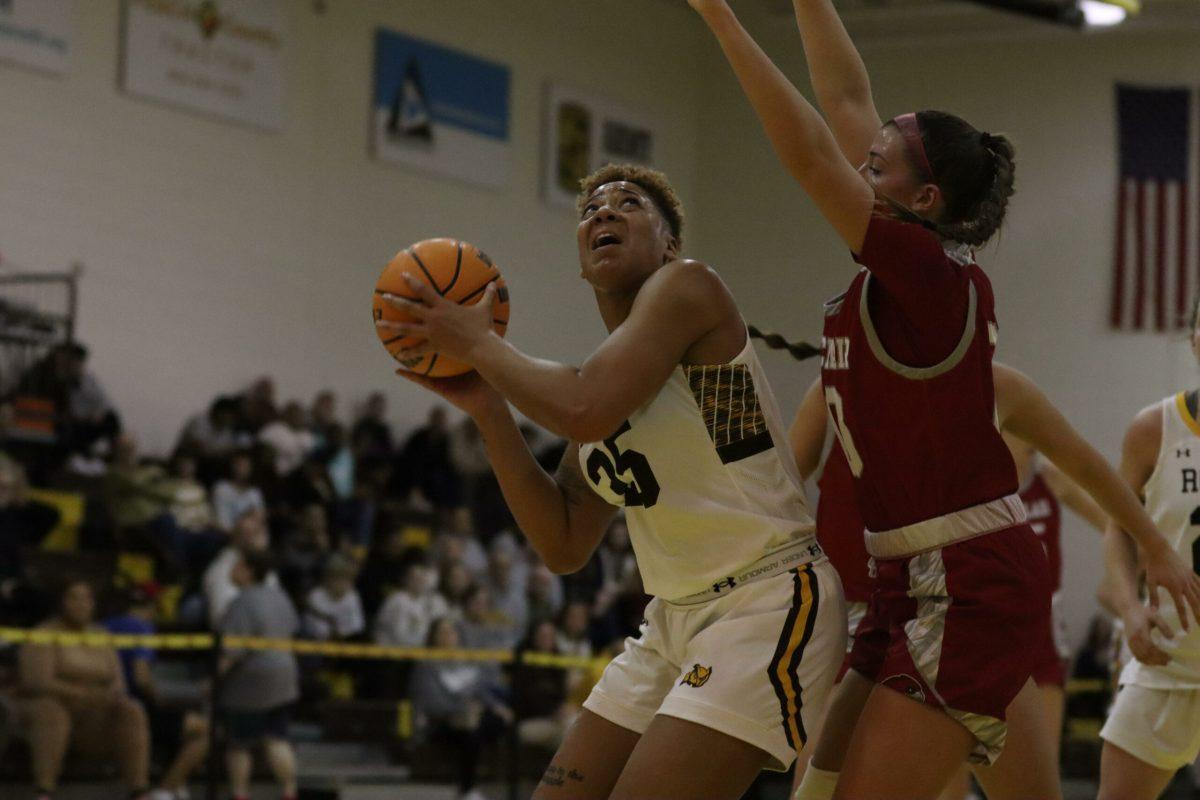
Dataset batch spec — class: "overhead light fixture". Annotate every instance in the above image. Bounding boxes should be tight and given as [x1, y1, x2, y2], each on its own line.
[962, 0, 1136, 28]
[1080, 0, 1127, 26]
[962, 0, 1083, 29]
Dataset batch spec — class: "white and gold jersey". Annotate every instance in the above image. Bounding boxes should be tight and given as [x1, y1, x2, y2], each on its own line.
[1124, 391, 1200, 689]
[579, 332, 817, 601]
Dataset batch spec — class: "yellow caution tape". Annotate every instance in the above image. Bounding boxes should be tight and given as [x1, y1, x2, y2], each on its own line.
[0, 628, 214, 650]
[0, 627, 603, 669]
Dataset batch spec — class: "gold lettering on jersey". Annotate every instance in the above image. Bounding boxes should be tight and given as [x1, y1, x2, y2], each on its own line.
[822, 336, 850, 370]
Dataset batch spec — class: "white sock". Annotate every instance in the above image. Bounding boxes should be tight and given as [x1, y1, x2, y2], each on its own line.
[794, 765, 840, 800]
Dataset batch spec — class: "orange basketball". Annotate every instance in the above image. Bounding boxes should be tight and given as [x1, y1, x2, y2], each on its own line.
[372, 238, 510, 377]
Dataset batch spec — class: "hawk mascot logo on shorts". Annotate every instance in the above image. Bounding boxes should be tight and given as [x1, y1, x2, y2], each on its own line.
[680, 664, 712, 688]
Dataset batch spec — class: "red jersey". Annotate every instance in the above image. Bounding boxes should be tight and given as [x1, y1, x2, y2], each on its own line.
[1019, 471, 1062, 592]
[816, 441, 872, 602]
[820, 215, 1018, 533]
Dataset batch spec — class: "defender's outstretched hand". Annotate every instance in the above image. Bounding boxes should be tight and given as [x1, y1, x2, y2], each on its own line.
[1143, 542, 1200, 633]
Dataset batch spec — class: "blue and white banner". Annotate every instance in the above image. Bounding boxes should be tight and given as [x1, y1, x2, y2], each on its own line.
[0, 0, 72, 75]
[373, 28, 511, 189]
[121, 0, 286, 130]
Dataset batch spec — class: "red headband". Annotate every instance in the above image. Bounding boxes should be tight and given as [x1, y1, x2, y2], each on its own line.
[892, 112, 935, 184]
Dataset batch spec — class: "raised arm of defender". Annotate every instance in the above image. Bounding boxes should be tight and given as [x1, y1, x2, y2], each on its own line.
[688, 0, 874, 253]
[788, 0, 881, 163]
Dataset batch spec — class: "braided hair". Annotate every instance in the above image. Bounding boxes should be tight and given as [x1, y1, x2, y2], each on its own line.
[748, 325, 821, 362]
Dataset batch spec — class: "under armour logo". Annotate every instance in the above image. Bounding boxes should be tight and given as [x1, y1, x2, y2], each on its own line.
[712, 577, 737, 593]
[1179, 449, 1192, 458]
[808, 544, 822, 558]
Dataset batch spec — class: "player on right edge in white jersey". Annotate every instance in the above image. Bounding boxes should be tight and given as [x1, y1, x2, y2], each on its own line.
[1100, 297, 1200, 800]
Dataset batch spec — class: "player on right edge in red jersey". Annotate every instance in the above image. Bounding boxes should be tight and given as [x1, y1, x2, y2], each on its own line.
[688, 0, 1200, 796]
[787, 364, 1120, 800]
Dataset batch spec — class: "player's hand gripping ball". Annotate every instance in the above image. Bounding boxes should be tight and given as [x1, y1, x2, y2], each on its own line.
[373, 238, 510, 377]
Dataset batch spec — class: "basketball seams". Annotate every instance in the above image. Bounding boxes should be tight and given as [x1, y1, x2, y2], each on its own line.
[407, 247, 441, 294]
[440, 241, 464, 296]
[458, 271, 503, 304]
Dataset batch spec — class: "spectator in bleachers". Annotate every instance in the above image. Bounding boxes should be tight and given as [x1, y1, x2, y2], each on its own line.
[310, 390, 339, 444]
[409, 617, 511, 800]
[450, 419, 511, 540]
[0, 451, 58, 544]
[356, 529, 418, 618]
[319, 423, 354, 502]
[277, 455, 334, 525]
[526, 563, 564, 628]
[217, 550, 300, 800]
[212, 450, 265, 532]
[16, 579, 150, 800]
[432, 527, 488, 578]
[439, 561, 475, 618]
[0, 454, 57, 626]
[100, 435, 171, 532]
[258, 402, 315, 478]
[482, 545, 528, 639]
[16, 342, 121, 465]
[458, 585, 515, 651]
[203, 509, 274, 626]
[392, 406, 457, 509]
[175, 397, 248, 474]
[555, 601, 595, 711]
[233, 377, 277, 436]
[513, 619, 572, 751]
[374, 559, 448, 648]
[162, 452, 212, 533]
[102, 582, 209, 800]
[556, 601, 594, 661]
[350, 392, 393, 464]
[277, 503, 332, 598]
[303, 553, 364, 641]
[156, 451, 225, 569]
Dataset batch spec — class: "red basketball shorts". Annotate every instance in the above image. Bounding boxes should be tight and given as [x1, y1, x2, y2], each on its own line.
[847, 523, 1052, 764]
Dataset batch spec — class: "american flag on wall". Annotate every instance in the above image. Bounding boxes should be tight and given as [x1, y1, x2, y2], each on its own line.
[1110, 85, 1198, 331]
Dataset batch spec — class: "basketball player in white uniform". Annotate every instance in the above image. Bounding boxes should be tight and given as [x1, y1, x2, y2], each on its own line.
[1100, 380, 1200, 800]
[382, 164, 845, 799]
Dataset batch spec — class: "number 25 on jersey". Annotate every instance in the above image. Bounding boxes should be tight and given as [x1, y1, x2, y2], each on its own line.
[586, 421, 660, 508]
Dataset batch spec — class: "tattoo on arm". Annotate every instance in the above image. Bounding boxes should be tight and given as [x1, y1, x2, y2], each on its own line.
[539, 764, 586, 788]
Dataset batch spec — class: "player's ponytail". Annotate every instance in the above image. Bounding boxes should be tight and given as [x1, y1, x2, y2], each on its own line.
[748, 325, 821, 362]
[911, 111, 1017, 247]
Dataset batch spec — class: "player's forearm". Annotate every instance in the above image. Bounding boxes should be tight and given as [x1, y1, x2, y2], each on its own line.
[1103, 523, 1145, 618]
[469, 335, 610, 442]
[791, 0, 880, 158]
[471, 402, 586, 571]
[698, 3, 842, 183]
[794, 1, 872, 108]
[1046, 440, 1162, 556]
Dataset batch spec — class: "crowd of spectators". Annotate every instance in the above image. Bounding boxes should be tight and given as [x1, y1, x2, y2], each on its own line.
[0, 343, 650, 800]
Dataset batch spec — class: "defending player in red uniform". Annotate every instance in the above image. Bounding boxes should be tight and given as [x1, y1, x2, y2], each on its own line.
[788, 367, 1113, 799]
[688, 0, 1200, 796]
